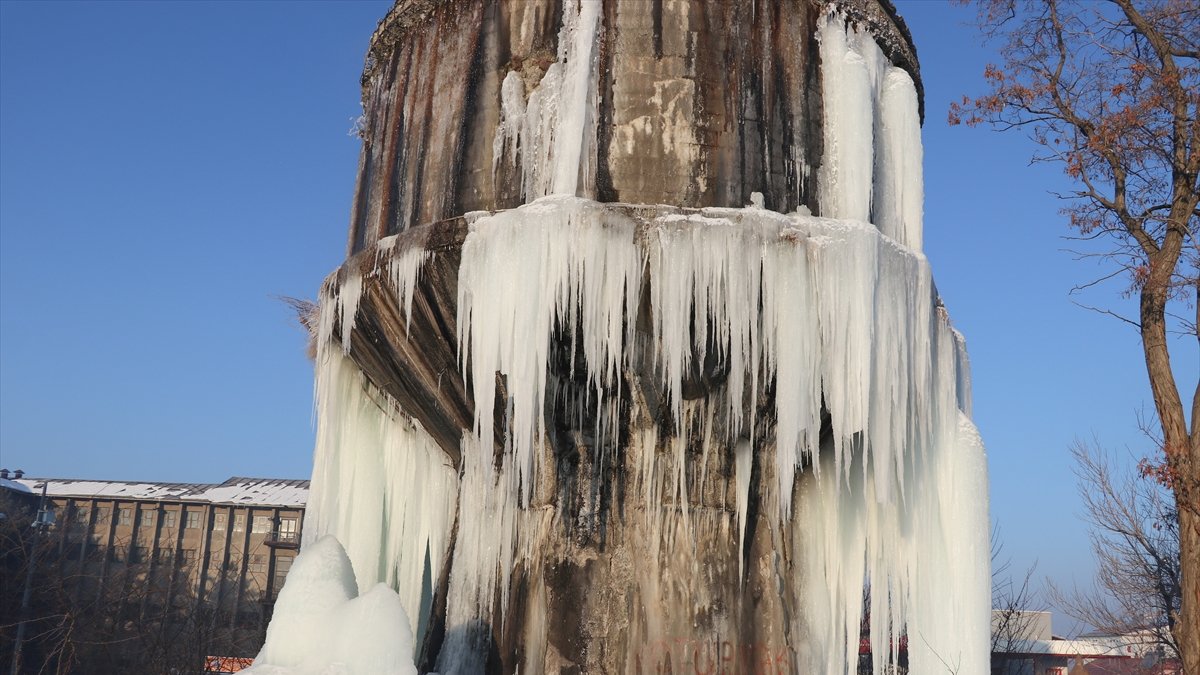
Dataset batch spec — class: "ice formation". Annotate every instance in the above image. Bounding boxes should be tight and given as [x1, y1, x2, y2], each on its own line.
[280, 7, 989, 675]
[308, 198, 989, 674]
[448, 196, 988, 674]
[247, 536, 418, 675]
[307, 265, 457, 630]
[818, 14, 924, 250]
[493, 0, 602, 200]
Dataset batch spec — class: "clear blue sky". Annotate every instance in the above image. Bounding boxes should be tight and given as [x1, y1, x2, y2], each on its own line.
[1, 0, 1194, 632]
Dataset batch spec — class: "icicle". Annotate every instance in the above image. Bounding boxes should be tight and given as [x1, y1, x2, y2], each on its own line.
[734, 438, 752, 581]
[384, 246, 430, 333]
[493, 0, 603, 200]
[817, 14, 875, 222]
[873, 67, 924, 251]
[336, 272, 363, 356]
[905, 414, 990, 675]
[643, 208, 796, 441]
[548, 0, 602, 196]
[447, 193, 987, 672]
[761, 229, 821, 517]
[315, 271, 363, 356]
[305, 329, 457, 655]
[819, 11, 925, 255]
[952, 327, 974, 415]
[809, 219, 879, 485]
[457, 196, 642, 506]
[435, 437, 520, 674]
[492, 70, 527, 175]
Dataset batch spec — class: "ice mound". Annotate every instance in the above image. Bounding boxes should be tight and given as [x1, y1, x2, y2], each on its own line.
[247, 535, 418, 675]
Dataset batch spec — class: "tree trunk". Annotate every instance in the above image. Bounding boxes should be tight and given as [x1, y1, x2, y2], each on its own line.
[1178, 507, 1200, 675]
[1140, 243, 1198, 675]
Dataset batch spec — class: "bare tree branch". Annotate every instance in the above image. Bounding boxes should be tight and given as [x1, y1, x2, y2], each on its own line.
[1070, 300, 1143, 329]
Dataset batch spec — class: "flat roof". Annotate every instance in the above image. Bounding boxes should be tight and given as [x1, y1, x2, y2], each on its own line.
[7, 477, 309, 508]
[995, 637, 1140, 659]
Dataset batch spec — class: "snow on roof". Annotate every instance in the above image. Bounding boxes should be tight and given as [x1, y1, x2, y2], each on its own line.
[8, 477, 309, 508]
[191, 478, 310, 507]
[999, 638, 1137, 659]
[0, 478, 34, 494]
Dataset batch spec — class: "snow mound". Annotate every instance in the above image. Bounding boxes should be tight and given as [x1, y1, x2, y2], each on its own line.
[247, 536, 418, 675]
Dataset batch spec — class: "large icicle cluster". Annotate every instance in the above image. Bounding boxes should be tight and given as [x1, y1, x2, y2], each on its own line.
[456, 198, 641, 506]
[818, 13, 924, 250]
[455, 197, 962, 520]
[304, 238, 458, 640]
[450, 196, 988, 674]
[795, 413, 989, 675]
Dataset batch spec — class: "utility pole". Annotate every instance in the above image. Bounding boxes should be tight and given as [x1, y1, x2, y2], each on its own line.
[11, 481, 49, 675]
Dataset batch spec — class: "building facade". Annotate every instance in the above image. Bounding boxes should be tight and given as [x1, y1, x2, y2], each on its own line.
[1, 473, 307, 667]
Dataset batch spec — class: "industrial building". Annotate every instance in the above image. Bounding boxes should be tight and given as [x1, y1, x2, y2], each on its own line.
[1, 471, 307, 670]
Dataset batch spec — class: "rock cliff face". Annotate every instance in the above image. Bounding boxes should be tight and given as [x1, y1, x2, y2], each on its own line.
[294, 3, 991, 675]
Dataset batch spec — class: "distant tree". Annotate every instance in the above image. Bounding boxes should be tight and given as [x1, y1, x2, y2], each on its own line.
[990, 529, 1043, 675]
[951, 1, 1198, 671]
[1049, 440, 1181, 663]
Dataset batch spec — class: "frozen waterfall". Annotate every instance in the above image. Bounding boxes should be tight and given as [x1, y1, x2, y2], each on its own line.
[249, 6, 990, 675]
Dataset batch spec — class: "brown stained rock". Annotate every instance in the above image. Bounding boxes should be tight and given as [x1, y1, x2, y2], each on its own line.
[346, 0, 922, 253]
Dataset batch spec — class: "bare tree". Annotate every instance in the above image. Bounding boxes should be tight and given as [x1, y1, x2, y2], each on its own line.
[951, 1, 1198, 671]
[1049, 439, 1181, 662]
[990, 528, 1044, 675]
[0, 492, 266, 674]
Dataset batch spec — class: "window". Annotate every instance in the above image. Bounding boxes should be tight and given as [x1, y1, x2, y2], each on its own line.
[161, 511, 177, 529]
[233, 514, 245, 532]
[182, 549, 197, 564]
[252, 515, 271, 534]
[272, 556, 293, 598]
[277, 517, 298, 543]
[248, 554, 267, 573]
[185, 510, 201, 529]
[211, 550, 225, 566]
[131, 546, 147, 563]
[213, 513, 226, 531]
[157, 548, 175, 564]
[111, 547, 126, 563]
[94, 507, 109, 524]
[75, 507, 90, 525]
[118, 508, 132, 526]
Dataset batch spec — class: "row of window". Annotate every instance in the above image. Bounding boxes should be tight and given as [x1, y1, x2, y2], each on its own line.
[68, 505, 296, 535]
[66, 544, 283, 575]
[66, 544, 198, 565]
[212, 513, 283, 534]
